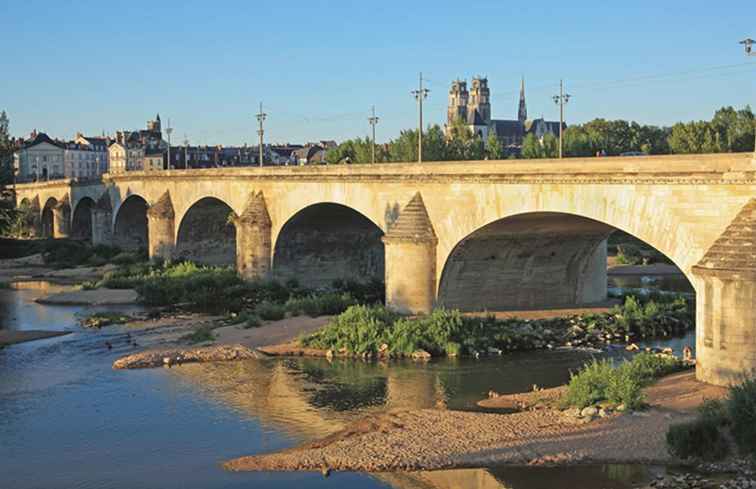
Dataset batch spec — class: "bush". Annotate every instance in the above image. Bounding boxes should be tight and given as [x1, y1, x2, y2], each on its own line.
[244, 314, 261, 329]
[301, 305, 399, 354]
[255, 301, 286, 321]
[181, 324, 215, 344]
[667, 418, 729, 460]
[564, 359, 615, 408]
[111, 251, 140, 266]
[698, 399, 729, 427]
[615, 244, 644, 265]
[285, 293, 356, 317]
[728, 378, 756, 455]
[564, 353, 681, 410]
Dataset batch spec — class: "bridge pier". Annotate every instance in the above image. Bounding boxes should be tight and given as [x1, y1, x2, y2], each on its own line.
[52, 197, 70, 239]
[91, 194, 113, 246]
[383, 193, 437, 314]
[146, 191, 175, 260]
[233, 192, 272, 280]
[693, 199, 756, 386]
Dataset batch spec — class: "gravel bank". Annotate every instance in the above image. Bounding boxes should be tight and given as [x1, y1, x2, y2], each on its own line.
[224, 372, 726, 473]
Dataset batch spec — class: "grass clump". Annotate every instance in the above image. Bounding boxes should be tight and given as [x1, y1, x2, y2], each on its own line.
[79, 312, 133, 328]
[255, 301, 286, 321]
[301, 305, 399, 354]
[666, 418, 729, 461]
[181, 324, 216, 344]
[728, 378, 756, 455]
[563, 352, 684, 410]
[285, 293, 357, 317]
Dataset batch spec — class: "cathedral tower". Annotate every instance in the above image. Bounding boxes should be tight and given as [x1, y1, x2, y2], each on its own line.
[469, 77, 491, 125]
[518, 77, 527, 122]
[447, 80, 468, 125]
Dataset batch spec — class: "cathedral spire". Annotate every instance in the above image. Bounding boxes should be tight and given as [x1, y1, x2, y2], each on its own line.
[518, 77, 527, 122]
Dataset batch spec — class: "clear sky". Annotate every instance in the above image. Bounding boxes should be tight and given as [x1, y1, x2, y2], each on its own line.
[2, 0, 755, 145]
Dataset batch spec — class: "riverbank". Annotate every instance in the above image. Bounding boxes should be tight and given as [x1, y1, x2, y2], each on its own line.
[0, 329, 70, 347]
[223, 371, 726, 473]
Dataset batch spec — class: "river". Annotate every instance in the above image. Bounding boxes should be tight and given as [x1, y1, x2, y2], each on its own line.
[0, 279, 693, 489]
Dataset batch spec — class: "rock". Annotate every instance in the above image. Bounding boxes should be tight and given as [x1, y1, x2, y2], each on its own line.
[580, 406, 598, 418]
[616, 404, 626, 412]
[626, 343, 640, 351]
[411, 350, 431, 361]
[162, 356, 172, 367]
[488, 390, 500, 399]
[378, 343, 389, 356]
[598, 408, 609, 418]
[325, 349, 334, 360]
[563, 407, 582, 418]
[487, 347, 502, 355]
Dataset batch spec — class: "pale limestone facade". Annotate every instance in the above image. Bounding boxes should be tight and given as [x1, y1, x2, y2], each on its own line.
[14, 152, 756, 386]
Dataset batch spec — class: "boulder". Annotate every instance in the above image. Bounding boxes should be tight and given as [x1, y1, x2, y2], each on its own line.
[411, 350, 431, 361]
[580, 406, 598, 418]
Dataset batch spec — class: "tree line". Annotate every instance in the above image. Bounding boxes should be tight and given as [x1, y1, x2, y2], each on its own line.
[325, 105, 755, 163]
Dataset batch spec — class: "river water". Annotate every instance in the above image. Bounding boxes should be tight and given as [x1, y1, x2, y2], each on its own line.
[0, 279, 693, 489]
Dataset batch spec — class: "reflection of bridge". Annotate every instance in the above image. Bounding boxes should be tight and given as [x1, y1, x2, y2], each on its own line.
[14, 153, 756, 385]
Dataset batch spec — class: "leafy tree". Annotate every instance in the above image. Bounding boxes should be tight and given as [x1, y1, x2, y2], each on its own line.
[0, 111, 12, 185]
[541, 133, 559, 158]
[485, 131, 503, 160]
[521, 133, 542, 159]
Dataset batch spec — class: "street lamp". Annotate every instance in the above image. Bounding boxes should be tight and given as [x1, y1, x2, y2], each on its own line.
[741, 38, 756, 156]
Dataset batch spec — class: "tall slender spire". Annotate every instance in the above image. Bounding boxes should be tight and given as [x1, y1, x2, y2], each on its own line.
[518, 76, 527, 122]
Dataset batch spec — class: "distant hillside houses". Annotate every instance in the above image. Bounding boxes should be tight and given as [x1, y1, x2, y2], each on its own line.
[445, 77, 563, 156]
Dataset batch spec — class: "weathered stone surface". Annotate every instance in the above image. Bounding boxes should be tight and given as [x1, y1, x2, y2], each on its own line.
[235, 192, 272, 280]
[13, 152, 756, 384]
[383, 192, 437, 244]
[147, 191, 175, 259]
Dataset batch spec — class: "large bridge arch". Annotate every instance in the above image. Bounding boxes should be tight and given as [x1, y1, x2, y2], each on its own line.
[175, 196, 236, 266]
[71, 197, 95, 241]
[40, 197, 58, 238]
[113, 194, 149, 250]
[272, 202, 385, 287]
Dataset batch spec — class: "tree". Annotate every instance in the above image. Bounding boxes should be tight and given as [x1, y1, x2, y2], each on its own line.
[485, 131, 503, 160]
[541, 133, 559, 158]
[521, 133, 542, 159]
[0, 110, 15, 236]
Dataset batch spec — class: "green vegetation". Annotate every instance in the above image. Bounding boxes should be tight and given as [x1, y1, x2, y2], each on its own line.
[666, 417, 730, 461]
[301, 296, 693, 359]
[666, 379, 756, 460]
[181, 324, 216, 344]
[255, 301, 286, 321]
[0, 281, 10, 289]
[285, 293, 357, 318]
[728, 378, 756, 454]
[79, 312, 133, 328]
[563, 353, 683, 410]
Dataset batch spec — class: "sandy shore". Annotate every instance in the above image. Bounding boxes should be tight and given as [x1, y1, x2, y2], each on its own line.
[224, 371, 727, 473]
[0, 330, 70, 347]
[113, 315, 332, 369]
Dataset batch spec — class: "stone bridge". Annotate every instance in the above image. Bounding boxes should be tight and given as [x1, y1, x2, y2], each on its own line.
[13, 153, 756, 385]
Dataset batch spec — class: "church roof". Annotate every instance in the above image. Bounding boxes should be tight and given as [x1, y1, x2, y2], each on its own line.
[491, 120, 524, 138]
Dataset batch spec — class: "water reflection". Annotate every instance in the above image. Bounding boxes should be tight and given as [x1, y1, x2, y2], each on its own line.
[608, 273, 694, 294]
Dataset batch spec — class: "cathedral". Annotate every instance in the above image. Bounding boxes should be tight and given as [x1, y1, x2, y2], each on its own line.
[445, 77, 563, 155]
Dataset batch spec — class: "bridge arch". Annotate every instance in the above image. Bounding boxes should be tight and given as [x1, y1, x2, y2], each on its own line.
[40, 197, 58, 238]
[175, 197, 236, 266]
[71, 197, 95, 242]
[113, 194, 149, 250]
[272, 202, 385, 287]
[437, 211, 691, 312]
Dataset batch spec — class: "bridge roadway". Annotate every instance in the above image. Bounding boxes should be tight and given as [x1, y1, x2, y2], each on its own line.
[14, 153, 756, 385]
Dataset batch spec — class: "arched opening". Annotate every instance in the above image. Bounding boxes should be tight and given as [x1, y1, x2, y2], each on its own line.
[71, 197, 95, 242]
[175, 197, 236, 266]
[113, 195, 148, 251]
[438, 212, 693, 312]
[273, 203, 384, 287]
[40, 197, 57, 238]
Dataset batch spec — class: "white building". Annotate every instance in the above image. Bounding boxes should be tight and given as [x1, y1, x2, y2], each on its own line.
[74, 134, 110, 174]
[14, 132, 65, 181]
[63, 142, 106, 180]
[108, 141, 145, 174]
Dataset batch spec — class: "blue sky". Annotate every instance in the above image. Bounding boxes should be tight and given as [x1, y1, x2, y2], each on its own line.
[2, 1, 755, 145]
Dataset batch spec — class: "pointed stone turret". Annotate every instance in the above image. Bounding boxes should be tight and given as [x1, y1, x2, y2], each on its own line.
[92, 192, 113, 246]
[147, 191, 175, 219]
[234, 191, 272, 280]
[693, 199, 756, 277]
[693, 198, 756, 386]
[383, 192, 437, 244]
[382, 192, 437, 314]
[147, 191, 175, 260]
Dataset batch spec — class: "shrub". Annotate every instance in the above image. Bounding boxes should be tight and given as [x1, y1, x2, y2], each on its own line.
[285, 293, 356, 317]
[301, 305, 399, 353]
[244, 314, 261, 329]
[605, 362, 645, 409]
[698, 399, 729, 427]
[181, 325, 215, 344]
[564, 359, 615, 408]
[728, 378, 756, 455]
[255, 301, 286, 321]
[666, 419, 729, 460]
[111, 251, 140, 266]
[615, 244, 644, 265]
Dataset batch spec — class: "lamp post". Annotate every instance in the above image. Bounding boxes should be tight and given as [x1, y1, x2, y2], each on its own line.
[741, 38, 756, 156]
[552, 79, 571, 159]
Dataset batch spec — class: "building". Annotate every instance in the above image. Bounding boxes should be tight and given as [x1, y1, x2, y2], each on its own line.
[14, 131, 65, 181]
[108, 140, 145, 173]
[63, 142, 107, 180]
[107, 115, 165, 173]
[74, 133, 110, 174]
[143, 148, 165, 171]
[445, 77, 563, 155]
